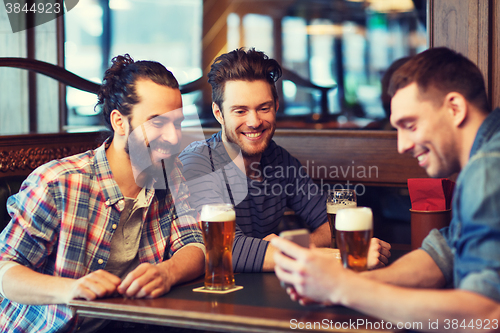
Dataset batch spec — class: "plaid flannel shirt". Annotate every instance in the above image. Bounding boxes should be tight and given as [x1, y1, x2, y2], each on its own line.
[0, 143, 203, 332]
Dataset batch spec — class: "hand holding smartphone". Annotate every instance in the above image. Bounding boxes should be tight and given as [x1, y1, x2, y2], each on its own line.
[278, 229, 310, 288]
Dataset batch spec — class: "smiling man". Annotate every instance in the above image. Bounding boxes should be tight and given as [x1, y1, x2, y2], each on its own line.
[0, 55, 204, 333]
[179, 48, 390, 273]
[272, 47, 500, 328]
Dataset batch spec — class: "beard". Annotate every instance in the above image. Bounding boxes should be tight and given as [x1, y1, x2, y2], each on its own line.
[125, 123, 179, 190]
[222, 123, 275, 158]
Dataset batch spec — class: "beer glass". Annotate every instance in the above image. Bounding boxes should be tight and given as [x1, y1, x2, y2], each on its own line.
[327, 189, 357, 248]
[336, 207, 373, 272]
[200, 203, 236, 290]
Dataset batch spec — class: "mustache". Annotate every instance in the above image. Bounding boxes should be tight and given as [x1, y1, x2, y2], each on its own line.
[148, 140, 179, 152]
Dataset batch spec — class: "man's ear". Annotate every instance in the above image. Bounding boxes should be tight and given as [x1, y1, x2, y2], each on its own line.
[213, 102, 224, 125]
[110, 109, 127, 136]
[444, 92, 467, 127]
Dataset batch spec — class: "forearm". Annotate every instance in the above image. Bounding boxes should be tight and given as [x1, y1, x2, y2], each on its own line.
[362, 249, 446, 288]
[310, 222, 330, 247]
[262, 243, 277, 271]
[233, 233, 268, 273]
[339, 274, 500, 332]
[2, 265, 74, 305]
[159, 245, 204, 287]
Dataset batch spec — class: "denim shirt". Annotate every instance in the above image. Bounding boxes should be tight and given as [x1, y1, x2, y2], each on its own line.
[422, 108, 500, 302]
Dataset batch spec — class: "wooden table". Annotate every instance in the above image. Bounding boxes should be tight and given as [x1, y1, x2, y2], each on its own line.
[70, 272, 402, 333]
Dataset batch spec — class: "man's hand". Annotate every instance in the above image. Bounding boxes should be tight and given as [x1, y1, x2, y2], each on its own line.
[67, 269, 121, 303]
[118, 263, 172, 299]
[271, 237, 351, 305]
[367, 238, 391, 270]
[263, 233, 279, 242]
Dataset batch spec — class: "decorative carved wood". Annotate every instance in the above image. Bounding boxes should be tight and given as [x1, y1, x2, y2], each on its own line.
[0, 132, 107, 178]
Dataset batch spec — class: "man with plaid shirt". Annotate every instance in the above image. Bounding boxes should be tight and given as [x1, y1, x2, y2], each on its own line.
[0, 55, 205, 332]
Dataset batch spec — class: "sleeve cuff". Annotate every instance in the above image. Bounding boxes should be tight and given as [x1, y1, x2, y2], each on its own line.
[459, 269, 500, 302]
[0, 261, 20, 297]
[421, 229, 454, 285]
[180, 243, 206, 257]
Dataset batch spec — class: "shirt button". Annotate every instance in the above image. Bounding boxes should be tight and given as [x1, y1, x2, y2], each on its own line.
[112, 224, 117, 230]
[98, 259, 104, 265]
[117, 199, 125, 211]
[105, 200, 111, 206]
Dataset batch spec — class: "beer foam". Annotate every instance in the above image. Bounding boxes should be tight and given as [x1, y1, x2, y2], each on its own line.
[327, 201, 356, 214]
[200, 205, 235, 222]
[335, 207, 373, 231]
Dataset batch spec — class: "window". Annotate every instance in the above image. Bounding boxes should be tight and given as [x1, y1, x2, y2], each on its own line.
[64, 0, 203, 130]
[225, 0, 427, 129]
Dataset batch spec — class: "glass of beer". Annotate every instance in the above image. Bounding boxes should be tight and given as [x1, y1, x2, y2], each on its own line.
[336, 207, 373, 272]
[200, 203, 236, 290]
[327, 189, 357, 248]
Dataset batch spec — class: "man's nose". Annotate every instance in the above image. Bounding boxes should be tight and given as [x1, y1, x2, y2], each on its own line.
[397, 130, 414, 155]
[160, 123, 180, 146]
[246, 110, 263, 128]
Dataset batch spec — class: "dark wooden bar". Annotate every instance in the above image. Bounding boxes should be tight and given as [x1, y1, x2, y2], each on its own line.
[71, 273, 401, 333]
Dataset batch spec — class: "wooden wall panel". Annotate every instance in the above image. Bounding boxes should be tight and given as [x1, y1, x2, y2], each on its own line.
[271, 130, 427, 186]
[431, 0, 470, 53]
[430, 0, 493, 107]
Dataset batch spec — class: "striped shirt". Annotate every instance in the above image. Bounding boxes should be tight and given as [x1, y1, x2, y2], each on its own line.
[180, 131, 326, 272]
[0, 142, 203, 332]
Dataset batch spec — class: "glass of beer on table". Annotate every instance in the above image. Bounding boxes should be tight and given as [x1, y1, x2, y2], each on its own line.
[327, 189, 357, 248]
[200, 203, 236, 290]
[336, 207, 373, 272]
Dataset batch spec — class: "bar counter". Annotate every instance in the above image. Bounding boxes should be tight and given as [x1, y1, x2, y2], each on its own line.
[71, 272, 403, 333]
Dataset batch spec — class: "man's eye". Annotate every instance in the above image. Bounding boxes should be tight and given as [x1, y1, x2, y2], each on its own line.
[151, 120, 164, 127]
[260, 107, 270, 112]
[234, 110, 246, 115]
[174, 122, 182, 129]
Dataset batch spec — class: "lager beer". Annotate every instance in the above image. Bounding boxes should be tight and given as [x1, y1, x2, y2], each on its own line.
[336, 207, 373, 272]
[200, 204, 236, 290]
[327, 189, 356, 248]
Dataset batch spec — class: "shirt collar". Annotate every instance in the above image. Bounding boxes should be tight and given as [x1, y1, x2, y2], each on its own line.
[91, 141, 124, 207]
[470, 108, 500, 158]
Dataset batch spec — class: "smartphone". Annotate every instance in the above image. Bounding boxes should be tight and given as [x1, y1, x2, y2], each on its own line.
[278, 229, 310, 288]
[279, 229, 310, 248]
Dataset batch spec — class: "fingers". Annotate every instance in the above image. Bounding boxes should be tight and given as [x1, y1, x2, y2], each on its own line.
[369, 238, 392, 260]
[118, 264, 147, 296]
[367, 239, 390, 270]
[273, 248, 304, 273]
[379, 239, 392, 251]
[270, 237, 308, 261]
[118, 263, 167, 298]
[286, 284, 328, 306]
[70, 270, 120, 302]
[275, 265, 295, 286]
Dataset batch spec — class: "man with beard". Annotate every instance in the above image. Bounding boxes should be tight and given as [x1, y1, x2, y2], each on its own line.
[179, 48, 390, 272]
[272, 48, 500, 326]
[0, 55, 204, 333]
